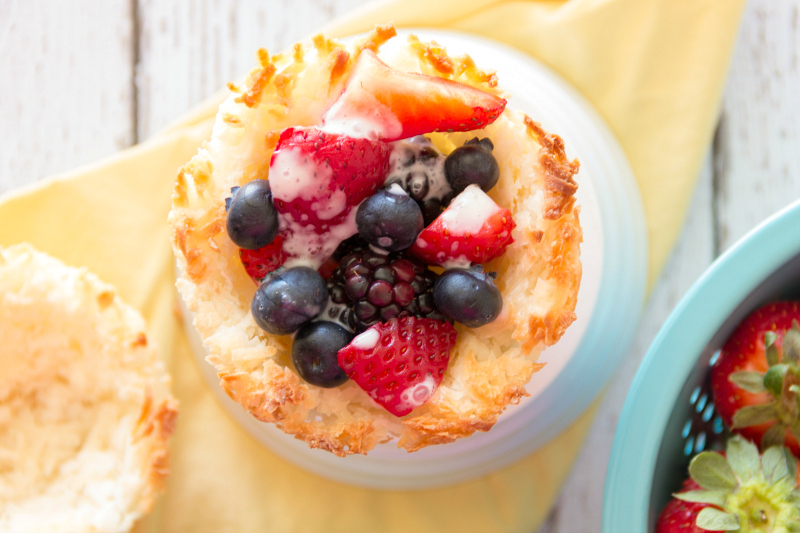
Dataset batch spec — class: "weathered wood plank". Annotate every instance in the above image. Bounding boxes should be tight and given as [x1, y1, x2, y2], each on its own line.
[136, 0, 374, 139]
[0, 0, 135, 196]
[714, 0, 800, 252]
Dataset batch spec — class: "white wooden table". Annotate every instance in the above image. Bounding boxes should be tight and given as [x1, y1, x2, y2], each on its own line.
[1, 1, 797, 531]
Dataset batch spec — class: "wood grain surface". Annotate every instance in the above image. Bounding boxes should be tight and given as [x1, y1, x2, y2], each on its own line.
[1, 1, 798, 531]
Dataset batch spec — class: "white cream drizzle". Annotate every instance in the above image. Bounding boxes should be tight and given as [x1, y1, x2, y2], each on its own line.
[385, 137, 452, 203]
[322, 91, 402, 141]
[397, 373, 437, 412]
[439, 185, 501, 235]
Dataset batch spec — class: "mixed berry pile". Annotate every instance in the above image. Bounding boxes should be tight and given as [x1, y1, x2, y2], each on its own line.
[224, 50, 515, 417]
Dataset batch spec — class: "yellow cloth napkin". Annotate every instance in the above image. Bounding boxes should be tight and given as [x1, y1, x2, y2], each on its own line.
[0, 1, 746, 531]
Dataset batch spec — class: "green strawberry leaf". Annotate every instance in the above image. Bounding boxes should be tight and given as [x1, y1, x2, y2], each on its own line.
[789, 488, 800, 504]
[761, 423, 788, 450]
[784, 321, 800, 364]
[790, 384, 800, 394]
[673, 489, 728, 507]
[729, 371, 767, 393]
[726, 435, 761, 482]
[696, 508, 740, 530]
[732, 403, 780, 429]
[764, 364, 789, 397]
[690, 451, 738, 491]
[766, 331, 780, 367]
[762, 446, 792, 485]
[783, 449, 799, 489]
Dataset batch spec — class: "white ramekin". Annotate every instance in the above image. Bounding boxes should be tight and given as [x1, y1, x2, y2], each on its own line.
[179, 29, 647, 490]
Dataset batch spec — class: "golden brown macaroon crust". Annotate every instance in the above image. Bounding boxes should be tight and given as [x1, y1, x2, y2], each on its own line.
[0, 244, 178, 529]
[170, 24, 581, 456]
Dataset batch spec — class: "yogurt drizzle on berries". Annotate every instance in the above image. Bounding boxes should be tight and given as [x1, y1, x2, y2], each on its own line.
[385, 137, 452, 204]
[226, 48, 513, 417]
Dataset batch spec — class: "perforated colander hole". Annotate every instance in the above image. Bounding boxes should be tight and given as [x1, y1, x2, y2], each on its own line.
[694, 432, 707, 453]
[695, 393, 708, 413]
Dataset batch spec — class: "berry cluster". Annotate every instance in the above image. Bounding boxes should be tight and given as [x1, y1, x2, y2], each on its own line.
[223, 52, 515, 416]
[323, 240, 445, 333]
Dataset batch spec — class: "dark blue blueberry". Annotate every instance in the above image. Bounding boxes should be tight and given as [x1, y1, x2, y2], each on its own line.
[251, 267, 328, 335]
[444, 138, 500, 193]
[291, 321, 351, 388]
[226, 179, 279, 250]
[356, 187, 423, 252]
[224, 186, 241, 211]
[433, 265, 502, 327]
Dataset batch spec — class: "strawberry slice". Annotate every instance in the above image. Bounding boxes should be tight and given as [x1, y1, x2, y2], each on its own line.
[239, 234, 287, 283]
[264, 127, 391, 269]
[409, 184, 515, 267]
[270, 127, 391, 229]
[322, 50, 507, 142]
[337, 317, 457, 416]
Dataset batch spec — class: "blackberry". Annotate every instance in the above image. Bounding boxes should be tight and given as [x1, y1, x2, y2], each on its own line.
[323, 241, 446, 332]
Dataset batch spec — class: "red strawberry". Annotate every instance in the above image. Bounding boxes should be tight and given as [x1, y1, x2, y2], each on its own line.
[263, 127, 391, 269]
[239, 233, 287, 282]
[269, 127, 391, 229]
[337, 317, 457, 416]
[656, 436, 800, 532]
[656, 479, 721, 533]
[322, 50, 507, 142]
[710, 301, 800, 456]
[409, 184, 515, 267]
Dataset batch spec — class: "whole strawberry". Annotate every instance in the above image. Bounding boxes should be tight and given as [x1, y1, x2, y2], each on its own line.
[337, 317, 457, 416]
[657, 479, 722, 533]
[711, 302, 800, 456]
[656, 435, 800, 532]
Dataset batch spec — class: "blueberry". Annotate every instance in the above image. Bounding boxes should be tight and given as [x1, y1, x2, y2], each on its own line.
[224, 186, 240, 211]
[433, 265, 502, 327]
[356, 186, 424, 251]
[465, 137, 495, 151]
[291, 321, 351, 388]
[251, 267, 328, 335]
[226, 179, 280, 250]
[444, 138, 500, 193]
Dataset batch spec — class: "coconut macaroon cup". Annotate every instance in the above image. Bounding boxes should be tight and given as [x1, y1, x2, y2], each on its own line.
[0, 244, 177, 532]
[170, 24, 581, 456]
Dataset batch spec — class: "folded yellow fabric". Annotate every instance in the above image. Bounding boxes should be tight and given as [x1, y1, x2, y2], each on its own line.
[0, 1, 745, 531]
